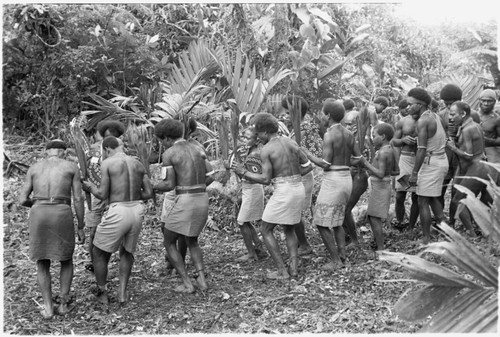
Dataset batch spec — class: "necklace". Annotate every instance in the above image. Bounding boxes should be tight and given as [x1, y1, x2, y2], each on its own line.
[174, 138, 186, 144]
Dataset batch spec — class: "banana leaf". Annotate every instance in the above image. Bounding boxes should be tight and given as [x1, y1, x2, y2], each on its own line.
[69, 117, 92, 210]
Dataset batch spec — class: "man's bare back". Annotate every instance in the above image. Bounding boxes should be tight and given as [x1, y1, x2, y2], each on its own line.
[263, 136, 302, 178]
[29, 158, 80, 200]
[324, 124, 357, 166]
[101, 154, 148, 203]
[164, 141, 207, 186]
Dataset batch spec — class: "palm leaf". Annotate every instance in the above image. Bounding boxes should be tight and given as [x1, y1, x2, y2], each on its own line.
[288, 95, 302, 145]
[69, 117, 92, 210]
[357, 104, 370, 153]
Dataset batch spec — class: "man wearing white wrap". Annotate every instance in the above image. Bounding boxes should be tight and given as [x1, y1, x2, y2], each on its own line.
[304, 99, 362, 270]
[233, 113, 312, 280]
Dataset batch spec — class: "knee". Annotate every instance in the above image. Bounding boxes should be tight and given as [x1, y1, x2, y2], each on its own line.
[60, 259, 73, 267]
[261, 222, 274, 235]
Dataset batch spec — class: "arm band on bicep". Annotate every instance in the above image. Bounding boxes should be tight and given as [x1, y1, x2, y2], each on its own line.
[463, 151, 473, 157]
[205, 170, 216, 176]
[301, 160, 312, 167]
[417, 146, 427, 149]
[351, 155, 362, 159]
[322, 159, 332, 166]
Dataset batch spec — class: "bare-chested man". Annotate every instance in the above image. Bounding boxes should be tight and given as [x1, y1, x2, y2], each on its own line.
[20, 139, 85, 319]
[391, 109, 419, 232]
[478, 89, 500, 163]
[305, 100, 362, 270]
[233, 112, 312, 279]
[447, 102, 489, 236]
[82, 136, 153, 304]
[85, 120, 126, 273]
[408, 88, 449, 244]
[153, 119, 214, 293]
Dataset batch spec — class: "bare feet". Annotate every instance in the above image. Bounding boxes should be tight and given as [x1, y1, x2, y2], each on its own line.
[96, 288, 109, 304]
[40, 307, 54, 319]
[266, 270, 290, 280]
[174, 284, 195, 293]
[321, 261, 343, 271]
[118, 291, 128, 304]
[196, 274, 208, 291]
[298, 246, 313, 256]
[255, 248, 268, 259]
[288, 257, 298, 277]
[236, 253, 258, 262]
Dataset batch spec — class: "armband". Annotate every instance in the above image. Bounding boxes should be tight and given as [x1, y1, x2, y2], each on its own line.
[417, 146, 427, 149]
[322, 159, 332, 166]
[463, 151, 473, 157]
[351, 155, 362, 159]
[205, 170, 216, 176]
[301, 160, 312, 167]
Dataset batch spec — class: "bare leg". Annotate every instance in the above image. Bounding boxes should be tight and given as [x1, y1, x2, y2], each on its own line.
[87, 226, 97, 270]
[118, 246, 134, 303]
[249, 222, 267, 257]
[333, 226, 346, 261]
[316, 226, 342, 270]
[368, 216, 385, 250]
[178, 235, 188, 262]
[295, 219, 313, 255]
[92, 246, 111, 303]
[58, 259, 73, 314]
[163, 228, 194, 293]
[261, 221, 289, 279]
[343, 170, 368, 245]
[185, 236, 208, 291]
[36, 259, 54, 318]
[283, 225, 299, 277]
[417, 196, 432, 244]
[395, 191, 407, 223]
[238, 222, 258, 261]
[409, 193, 419, 229]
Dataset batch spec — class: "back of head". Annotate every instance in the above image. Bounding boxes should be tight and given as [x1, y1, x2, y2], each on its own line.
[374, 123, 395, 141]
[452, 101, 471, 116]
[397, 99, 408, 110]
[102, 136, 120, 150]
[253, 113, 279, 134]
[431, 98, 439, 111]
[342, 98, 355, 111]
[45, 139, 67, 151]
[154, 119, 184, 140]
[374, 96, 390, 108]
[440, 83, 462, 102]
[281, 95, 309, 118]
[323, 99, 345, 122]
[407, 87, 432, 106]
[97, 120, 126, 138]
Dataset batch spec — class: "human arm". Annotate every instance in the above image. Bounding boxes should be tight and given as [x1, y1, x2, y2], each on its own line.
[410, 118, 429, 185]
[391, 121, 416, 148]
[484, 118, 500, 146]
[360, 151, 389, 179]
[299, 147, 313, 176]
[141, 174, 154, 200]
[233, 147, 272, 185]
[204, 159, 215, 186]
[350, 139, 363, 166]
[446, 128, 474, 161]
[83, 160, 111, 200]
[20, 167, 34, 207]
[152, 151, 176, 193]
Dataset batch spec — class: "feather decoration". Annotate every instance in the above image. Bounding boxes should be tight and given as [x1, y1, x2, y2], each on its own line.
[69, 117, 92, 210]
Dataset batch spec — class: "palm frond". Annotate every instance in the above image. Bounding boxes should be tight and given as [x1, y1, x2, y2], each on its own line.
[289, 95, 302, 145]
[69, 117, 92, 209]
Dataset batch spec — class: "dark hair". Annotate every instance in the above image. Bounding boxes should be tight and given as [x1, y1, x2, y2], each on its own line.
[102, 136, 120, 150]
[374, 123, 395, 141]
[154, 119, 184, 140]
[451, 101, 471, 116]
[281, 95, 309, 118]
[323, 100, 345, 122]
[440, 84, 462, 102]
[253, 113, 279, 134]
[188, 117, 197, 134]
[342, 98, 355, 111]
[97, 120, 126, 138]
[407, 87, 432, 106]
[45, 139, 67, 150]
[374, 96, 390, 107]
[431, 98, 439, 110]
[397, 99, 408, 110]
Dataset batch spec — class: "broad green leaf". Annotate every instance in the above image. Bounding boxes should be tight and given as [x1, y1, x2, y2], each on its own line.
[299, 23, 316, 41]
[308, 7, 335, 26]
[355, 23, 371, 34]
[394, 285, 462, 321]
[423, 241, 498, 288]
[317, 59, 347, 80]
[461, 193, 500, 243]
[421, 289, 496, 333]
[378, 251, 481, 288]
[435, 222, 499, 287]
[347, 33, 369, 49]
[293, 7, 310, 24]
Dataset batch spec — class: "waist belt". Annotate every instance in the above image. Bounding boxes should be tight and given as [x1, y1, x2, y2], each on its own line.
[33, 197, 71, 205]
[426, 150, 445, 156]
[175, 187, 206, 195]
[400, 151, 416, 157]
[271, 175, 302, 184]
[328, 166, 350, 171]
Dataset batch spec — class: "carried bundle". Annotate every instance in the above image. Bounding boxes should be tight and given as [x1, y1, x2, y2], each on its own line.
[69, 116, 92, 210]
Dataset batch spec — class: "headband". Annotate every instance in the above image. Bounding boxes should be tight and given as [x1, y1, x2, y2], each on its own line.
[45, 139, 67, 150]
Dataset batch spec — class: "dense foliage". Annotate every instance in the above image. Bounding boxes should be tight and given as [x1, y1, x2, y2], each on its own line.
[2, 3, 498, 144]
